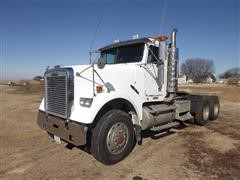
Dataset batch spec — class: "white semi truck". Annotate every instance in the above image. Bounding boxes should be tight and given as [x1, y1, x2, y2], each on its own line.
[37, 29, 220, 165]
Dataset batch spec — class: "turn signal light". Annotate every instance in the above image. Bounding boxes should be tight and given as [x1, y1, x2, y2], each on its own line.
[96, 86, 103, 93]
[159, 36, 168, 41]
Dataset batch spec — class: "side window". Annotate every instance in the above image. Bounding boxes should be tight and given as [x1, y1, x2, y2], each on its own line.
[147, 45, 159, 63]
[102, 49, 116, 64]
[101, 43, 144, 64]
[116, 43, 144, 63]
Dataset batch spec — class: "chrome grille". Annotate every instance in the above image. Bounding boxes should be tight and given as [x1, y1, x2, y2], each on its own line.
[46, 76, 67, 118]
[45, 68, 74, 119]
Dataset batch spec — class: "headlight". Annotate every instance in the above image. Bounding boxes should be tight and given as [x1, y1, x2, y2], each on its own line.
[80, 98, 93, 107]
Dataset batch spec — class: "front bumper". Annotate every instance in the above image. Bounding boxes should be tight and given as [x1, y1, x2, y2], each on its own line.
[37, 111, 87, 146]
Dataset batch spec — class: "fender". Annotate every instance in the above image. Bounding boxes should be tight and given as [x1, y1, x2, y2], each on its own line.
[68, 92, 143, 124]
[89, 92, 142, 124]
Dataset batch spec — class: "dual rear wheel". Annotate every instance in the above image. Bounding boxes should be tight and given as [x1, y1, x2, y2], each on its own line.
[193, 95, 220, 125]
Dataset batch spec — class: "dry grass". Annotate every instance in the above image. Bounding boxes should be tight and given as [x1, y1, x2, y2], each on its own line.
[0, 79, 43, 95]
[219, 86, 240, 102]
[182, 129, 240, 179]
[11, 83, 43, 95]
[179, 83, 240, 102]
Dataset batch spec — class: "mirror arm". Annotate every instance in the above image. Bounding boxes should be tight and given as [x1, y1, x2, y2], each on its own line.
[93, 69, 110, 93]
[76, 64, 94, 76]
[92, 63, 96, 96]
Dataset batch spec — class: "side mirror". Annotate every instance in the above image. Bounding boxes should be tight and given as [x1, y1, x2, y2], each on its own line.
[97, 57, 106, 69]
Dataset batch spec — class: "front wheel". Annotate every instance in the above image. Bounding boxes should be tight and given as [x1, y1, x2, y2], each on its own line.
[91, 110, 135, 165]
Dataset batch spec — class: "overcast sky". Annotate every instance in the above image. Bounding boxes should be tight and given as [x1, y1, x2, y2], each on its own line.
[1, 0, 239, 79]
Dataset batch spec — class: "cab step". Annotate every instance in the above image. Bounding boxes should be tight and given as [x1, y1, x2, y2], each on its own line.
[176, 112, 193, 121]
[150, 121, 180, 132]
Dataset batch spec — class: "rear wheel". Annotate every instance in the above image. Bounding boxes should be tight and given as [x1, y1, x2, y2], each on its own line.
[91, 110, 135, 165]
[194, 97, 210, 126]
[209, 96, 220, 120]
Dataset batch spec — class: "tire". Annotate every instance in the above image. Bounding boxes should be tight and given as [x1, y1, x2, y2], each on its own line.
[91, 110, 135, 165]
[194, 96, 210, 126]
[209, 96, 220, 120]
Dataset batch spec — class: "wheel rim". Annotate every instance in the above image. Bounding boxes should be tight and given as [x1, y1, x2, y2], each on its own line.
[106, 122, 129, 155]
[213, 103, 219, 117]
[203, 105, 210, 120]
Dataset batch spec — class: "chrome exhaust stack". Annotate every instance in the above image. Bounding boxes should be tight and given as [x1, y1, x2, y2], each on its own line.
[171, 28, 177, 48]
[158, 37, 168, 91]
[167, 28, 179, 94]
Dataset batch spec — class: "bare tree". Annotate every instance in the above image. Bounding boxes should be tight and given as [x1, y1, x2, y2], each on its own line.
[181, 58, 215, 83]
[219, 67, 240, 79]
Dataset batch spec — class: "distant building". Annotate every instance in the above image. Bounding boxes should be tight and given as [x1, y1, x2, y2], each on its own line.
[178, 74, 214, 84]
[216, 78, 227, 84]
[205, 77, 213, 83]
[187, 79, 193, 83]
[178, 74, 187, 84]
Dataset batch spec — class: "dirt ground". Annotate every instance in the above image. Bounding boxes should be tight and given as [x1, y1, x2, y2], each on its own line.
[0, 84, 239, 180]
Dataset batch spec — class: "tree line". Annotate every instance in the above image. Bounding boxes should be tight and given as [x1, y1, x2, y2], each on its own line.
[219, 67, 240, 79]
[181, 58, 239, 83]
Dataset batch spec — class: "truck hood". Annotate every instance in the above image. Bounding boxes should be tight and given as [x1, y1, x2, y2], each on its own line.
[68, 63, 138, 99]
[68, 64, 96, 98]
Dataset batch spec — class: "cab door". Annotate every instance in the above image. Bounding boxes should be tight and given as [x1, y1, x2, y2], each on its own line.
[144, 45, 161, 96]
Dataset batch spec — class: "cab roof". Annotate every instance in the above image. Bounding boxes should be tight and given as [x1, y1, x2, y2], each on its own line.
[99, 38, 151, 51]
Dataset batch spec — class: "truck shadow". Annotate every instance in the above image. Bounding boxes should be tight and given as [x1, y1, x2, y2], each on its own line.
[141, 122, 188, 141]
[65, 122, 189, 153]
[142, 129, 175, 140]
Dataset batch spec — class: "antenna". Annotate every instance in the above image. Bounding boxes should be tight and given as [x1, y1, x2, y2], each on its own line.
[89, 16, 103, 64]
[159, 0, 168, 35]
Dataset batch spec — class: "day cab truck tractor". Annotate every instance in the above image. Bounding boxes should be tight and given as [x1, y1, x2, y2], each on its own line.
[37, 28, 220, 165]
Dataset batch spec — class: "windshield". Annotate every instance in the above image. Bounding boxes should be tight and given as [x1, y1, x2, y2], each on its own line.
[101, 43, 144, 64]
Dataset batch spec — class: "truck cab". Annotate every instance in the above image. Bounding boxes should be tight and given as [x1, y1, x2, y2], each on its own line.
[37, 29, 220, 165]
